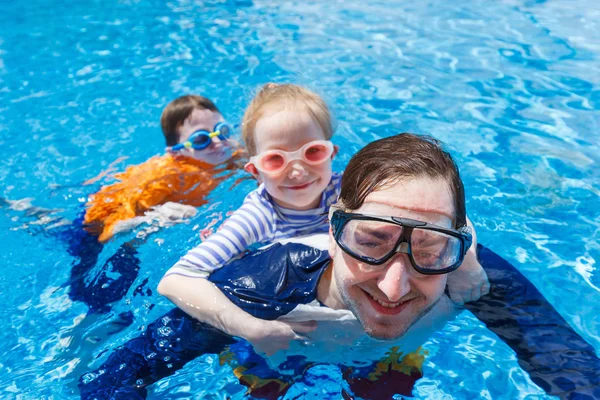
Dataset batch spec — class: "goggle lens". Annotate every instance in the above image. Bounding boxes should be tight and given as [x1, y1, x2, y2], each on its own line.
[261, 153, 286, 171]
[304, 142, 331, 163]
[191, 131, 211, 148]
[410, 229, 461, 271]
[217, 123, 231, 138]
[339, 220, 403, 263]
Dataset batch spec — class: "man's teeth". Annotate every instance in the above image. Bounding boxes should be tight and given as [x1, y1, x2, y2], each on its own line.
[368, 293, 402, 308]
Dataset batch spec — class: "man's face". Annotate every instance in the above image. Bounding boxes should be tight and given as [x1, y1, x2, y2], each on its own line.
[328, 177, 455, 340]
[177, 108, 236, 165]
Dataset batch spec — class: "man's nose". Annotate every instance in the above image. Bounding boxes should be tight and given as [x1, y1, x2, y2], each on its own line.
[376, 254, 412, 302]
[287, 161, 308, 179]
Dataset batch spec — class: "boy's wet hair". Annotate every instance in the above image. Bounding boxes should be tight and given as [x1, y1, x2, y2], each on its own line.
[242, 83, 334, 156]
[161, 95, 220, 146]
[339, 133, 467, 229]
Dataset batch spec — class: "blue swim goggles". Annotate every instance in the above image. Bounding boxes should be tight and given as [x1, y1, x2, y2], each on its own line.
[171, 122, 231, 151]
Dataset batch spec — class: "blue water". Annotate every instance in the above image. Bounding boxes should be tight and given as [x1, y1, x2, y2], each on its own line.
[1, 0, 599, 398]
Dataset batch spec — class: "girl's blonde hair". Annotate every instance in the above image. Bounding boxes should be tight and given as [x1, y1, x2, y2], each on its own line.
[242, 83, 334, 156]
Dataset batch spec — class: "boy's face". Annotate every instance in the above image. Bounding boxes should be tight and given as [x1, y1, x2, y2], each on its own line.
[177, 108, 236, 165]
[249, 108, 336, 211]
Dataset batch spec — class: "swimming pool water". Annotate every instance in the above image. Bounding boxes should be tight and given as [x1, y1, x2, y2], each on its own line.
[0, 0, 599, 398]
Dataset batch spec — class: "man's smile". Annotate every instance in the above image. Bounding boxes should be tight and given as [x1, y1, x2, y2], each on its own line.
[362, 288, 416, 316]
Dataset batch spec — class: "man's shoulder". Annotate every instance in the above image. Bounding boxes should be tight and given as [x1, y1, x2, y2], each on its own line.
[209, 242, 330, 320]
[212, 242, 329, 282]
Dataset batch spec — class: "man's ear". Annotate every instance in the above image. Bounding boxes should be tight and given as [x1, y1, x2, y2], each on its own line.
[328, 226, 337, 259]
[331, 144, 340, 160]
[244, 162, 263, 183]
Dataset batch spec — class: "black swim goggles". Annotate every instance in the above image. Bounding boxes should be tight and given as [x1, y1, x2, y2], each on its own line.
[171, 122, 232, 151]
[329, 209, 473, 275]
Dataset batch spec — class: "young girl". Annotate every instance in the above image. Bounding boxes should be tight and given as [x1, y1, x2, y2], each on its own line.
[165, 84, 341, 278]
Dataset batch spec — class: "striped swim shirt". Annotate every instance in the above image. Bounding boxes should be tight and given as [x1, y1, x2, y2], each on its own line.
[165, 172, 342, 278]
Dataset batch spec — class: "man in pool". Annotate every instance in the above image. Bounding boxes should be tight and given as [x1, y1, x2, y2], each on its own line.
[80, 134, 600, 399]
[158, 132, 480, 354]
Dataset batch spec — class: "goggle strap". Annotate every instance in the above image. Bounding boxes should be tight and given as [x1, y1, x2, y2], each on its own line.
[457, 225, 473, 255]
[328, 206, 341, 221]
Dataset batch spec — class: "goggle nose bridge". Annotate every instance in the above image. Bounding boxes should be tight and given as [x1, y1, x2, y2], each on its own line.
[283, 147, 309, 165]
[395, 241, 410, 254]
[388, 224, 413, 256]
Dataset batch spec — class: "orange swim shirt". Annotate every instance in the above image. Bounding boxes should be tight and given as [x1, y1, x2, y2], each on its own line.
[83, 153, 241, 242]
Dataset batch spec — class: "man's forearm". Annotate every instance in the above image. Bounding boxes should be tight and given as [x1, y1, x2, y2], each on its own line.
[157, 274, 261, 339]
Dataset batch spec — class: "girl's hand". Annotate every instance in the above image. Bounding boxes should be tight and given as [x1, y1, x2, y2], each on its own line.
[244, 320, 317, 356]
[447, 247, 490, 304]
[447, 216, 490, 304]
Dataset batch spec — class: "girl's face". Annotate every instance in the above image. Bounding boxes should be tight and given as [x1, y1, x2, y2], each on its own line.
[177, 108, 236, 165]
[247, 108, 336, 211]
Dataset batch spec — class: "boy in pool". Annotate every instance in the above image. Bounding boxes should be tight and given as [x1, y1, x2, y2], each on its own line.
[162, 84, 487, 324]
[83, 94, 244, 242]
[68, 94, 245, 313]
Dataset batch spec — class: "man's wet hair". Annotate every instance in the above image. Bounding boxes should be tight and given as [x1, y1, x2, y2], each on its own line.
[339, 133, 467, 228]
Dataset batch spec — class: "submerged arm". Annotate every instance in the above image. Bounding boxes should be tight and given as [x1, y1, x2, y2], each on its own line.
[79, 308, 236, 400]
[466, 245, 600, 398]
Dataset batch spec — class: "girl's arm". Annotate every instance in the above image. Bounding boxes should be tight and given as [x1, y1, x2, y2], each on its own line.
[166, 191, 274, 278]
[158, 274, 315, 355]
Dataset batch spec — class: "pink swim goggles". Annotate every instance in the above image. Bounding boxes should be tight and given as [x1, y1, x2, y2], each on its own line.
[248, 140, 334, 174]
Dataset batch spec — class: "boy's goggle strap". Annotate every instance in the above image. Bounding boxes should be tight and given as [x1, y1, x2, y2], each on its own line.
[171, 122, 232, 151]
[330, 209, 472, 275]
[248, 140, 334, 174]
